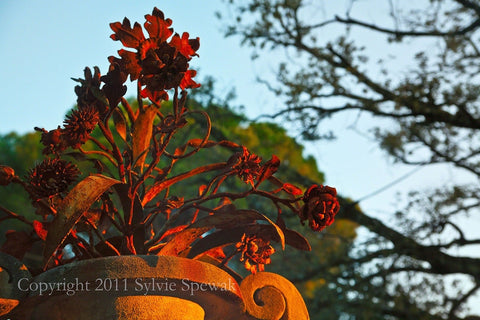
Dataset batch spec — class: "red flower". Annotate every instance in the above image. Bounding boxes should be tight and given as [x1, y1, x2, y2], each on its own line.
[299, 185, 340, 232]
[109, 7, 200, 101]
[236, 234, 275, 274]
[27, 158, 80, 199]
[139, 42, 189, 100]
[228, 147, 262, 186]
[63, 106, 100, 149]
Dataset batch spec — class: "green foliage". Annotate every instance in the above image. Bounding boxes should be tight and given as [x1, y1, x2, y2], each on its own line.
[0, 132, 43, 237]
[0, 132, 43, 175]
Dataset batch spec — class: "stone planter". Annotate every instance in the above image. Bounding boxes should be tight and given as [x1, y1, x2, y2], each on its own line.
[0, 254, 309, 320]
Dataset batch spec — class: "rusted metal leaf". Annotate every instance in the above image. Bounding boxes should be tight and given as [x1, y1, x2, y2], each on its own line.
[189, 139, 240, 149]
[33, 220, 48, 241]
[112, 108, 128, 142]
[282, 183, 303, 196]
[257, 155, 280, 185]
[132, 105, 157, 172]
[198, 184, 207, 196]
[158, 225, 188, 242]
[43, 174, 121, 268]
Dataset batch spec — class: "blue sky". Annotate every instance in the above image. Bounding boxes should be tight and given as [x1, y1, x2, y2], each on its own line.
[0, 1, 270, 133]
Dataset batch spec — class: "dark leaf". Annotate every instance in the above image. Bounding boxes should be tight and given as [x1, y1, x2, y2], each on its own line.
[101, 62, 127, 108]
[0, 231, 33, 260]
[284, 229, 311, 251]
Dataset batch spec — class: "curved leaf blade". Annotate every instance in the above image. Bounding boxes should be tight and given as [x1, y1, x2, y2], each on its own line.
[132, 105, 156, 172]
[43, 174, 121, 267]
[112, 108, 128, 142]
[284, 229, 311, 251]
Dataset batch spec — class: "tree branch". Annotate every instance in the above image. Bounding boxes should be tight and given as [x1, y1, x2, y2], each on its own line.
[334, 15, 480, 38]
[340, 198, 480, 281]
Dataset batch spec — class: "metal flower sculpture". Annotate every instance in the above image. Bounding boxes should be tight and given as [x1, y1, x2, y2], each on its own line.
[0, 8, 339, 276]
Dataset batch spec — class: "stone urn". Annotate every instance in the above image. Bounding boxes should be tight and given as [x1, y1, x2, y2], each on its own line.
[0, 253, 309, 320]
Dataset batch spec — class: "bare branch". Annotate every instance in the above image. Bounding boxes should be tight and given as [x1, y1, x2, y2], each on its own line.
[334, 15, 480, 38]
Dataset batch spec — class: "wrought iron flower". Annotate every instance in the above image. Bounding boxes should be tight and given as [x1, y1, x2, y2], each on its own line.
[27, 158, 80, 199]
[300, 185, 340, 232]
[108, 7, 200, 102]
[228, 147, 262, 186]
[63, 106, 100, 149]
[236, 234, 275, 274]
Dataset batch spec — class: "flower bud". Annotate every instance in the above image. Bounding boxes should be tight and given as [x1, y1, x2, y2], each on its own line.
[0, 165, 15, 186]
[300, 185, 340, 232]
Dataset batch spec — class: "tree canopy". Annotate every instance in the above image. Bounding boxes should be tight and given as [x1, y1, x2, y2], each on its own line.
[220, 0, 480, 319]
